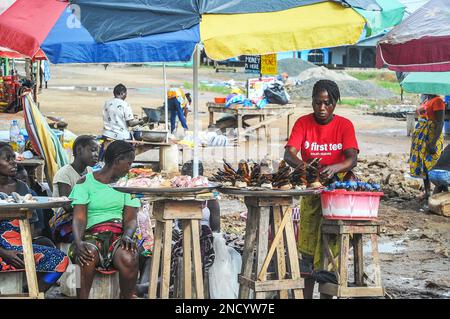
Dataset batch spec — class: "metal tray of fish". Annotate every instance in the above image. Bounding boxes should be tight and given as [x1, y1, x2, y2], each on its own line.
[0, 196, 71, 211]
[113, 183, 222, 195]
[219, 186, 322, 197]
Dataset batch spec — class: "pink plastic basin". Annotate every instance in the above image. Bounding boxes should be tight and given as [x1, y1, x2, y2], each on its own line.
[320, 190, 384, 220]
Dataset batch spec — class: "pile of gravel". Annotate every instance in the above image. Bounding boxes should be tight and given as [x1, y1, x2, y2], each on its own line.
[278, 58, 317, 77]
[288, 78, 396, 100]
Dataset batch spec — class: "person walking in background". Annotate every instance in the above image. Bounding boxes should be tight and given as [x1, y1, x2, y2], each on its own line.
[409, 94, 445, 201]
[167, 86, 190, 134]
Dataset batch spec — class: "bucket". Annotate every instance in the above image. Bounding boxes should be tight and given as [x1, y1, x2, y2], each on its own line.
[320, 190, 383, 220]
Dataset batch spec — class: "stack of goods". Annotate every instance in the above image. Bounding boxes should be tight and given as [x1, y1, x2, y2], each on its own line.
[0, 75, 20, 112]
[116, 168, 210, 189]
[327, 181, 382, 192]
[0, 192, 37, 204]
[211, 159, 326, 190]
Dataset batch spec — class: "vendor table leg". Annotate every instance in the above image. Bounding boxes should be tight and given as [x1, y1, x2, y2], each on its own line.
[287, 114, 291, 141]
[239, 206, 258, 299]
[353, 234, 364, 286]
[182, 220, 192, 298]
[149, 220, 163, 298]
[19, 219, 40, 299]
[282, 205, 303, 299]
[237, 115, 243, 141]
[273, 206, 288, 299]
[255, 206, 270, 299]
[191, 221, 204, 299]
[160, 220, 173, 299]
[209, 110, 214, 127]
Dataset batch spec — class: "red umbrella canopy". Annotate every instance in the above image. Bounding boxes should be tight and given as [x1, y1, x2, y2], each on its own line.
[376, 0, 450, 72]
[0, 0, 67, 58]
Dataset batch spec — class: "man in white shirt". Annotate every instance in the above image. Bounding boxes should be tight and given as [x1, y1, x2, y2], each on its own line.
[102, 84, 143, 140]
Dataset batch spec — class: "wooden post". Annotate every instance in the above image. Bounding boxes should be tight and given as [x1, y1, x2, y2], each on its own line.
[273, 206, 288, 299]
[160, 220, 173, 299]
[19, 218, 40, 299]
[255, 206, 270, 299]
[239, 206, 258, 298]
[191, 220, 204, 299]
[353, 234, 364, 286]
[282, 205, 303, 299]
[182, 220, 192, 299]
[338, 234, 350, 288]
[148, 220, 163, 298]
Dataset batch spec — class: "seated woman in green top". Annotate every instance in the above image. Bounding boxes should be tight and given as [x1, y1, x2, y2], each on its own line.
[69, 140, 141, 299]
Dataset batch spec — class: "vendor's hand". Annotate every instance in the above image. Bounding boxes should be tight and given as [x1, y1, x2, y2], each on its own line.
[121, 235, 137, 253]
[1, 250, 25, 269]
[320, 164, 343, 179]
[427, 143, 437, 155]
[75, 241, 95, 267]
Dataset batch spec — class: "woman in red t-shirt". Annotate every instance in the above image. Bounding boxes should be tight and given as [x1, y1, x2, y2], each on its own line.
[409, 94, 445, 200]
[284, 80, 359, 299]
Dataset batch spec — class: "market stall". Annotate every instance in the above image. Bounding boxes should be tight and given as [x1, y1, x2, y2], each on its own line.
[0, 195, 70, 299]
[113, 171, 220, 299]
[207, 102, 296, 142]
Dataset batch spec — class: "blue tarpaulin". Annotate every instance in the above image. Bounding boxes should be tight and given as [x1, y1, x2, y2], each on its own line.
[41, 8, 199, 64]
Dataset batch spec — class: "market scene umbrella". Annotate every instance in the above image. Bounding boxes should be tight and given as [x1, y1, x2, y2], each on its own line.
[401, 72, 450, 95]
[376, 0, 450, 72]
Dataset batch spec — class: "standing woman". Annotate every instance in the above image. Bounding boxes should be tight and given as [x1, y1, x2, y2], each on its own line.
[284, 80, 359, 299]
[409, 94, 445, 200]
[69, 140, 141, 299]
[0, 142, 69, 291]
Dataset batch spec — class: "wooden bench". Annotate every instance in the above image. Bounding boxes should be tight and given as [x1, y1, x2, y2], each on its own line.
[58, 243, 120, 299]
[319, 220, 384, 299]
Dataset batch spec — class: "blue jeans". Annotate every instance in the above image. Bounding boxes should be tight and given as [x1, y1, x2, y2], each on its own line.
[429, 169, 450, 187]
[168, 98, 188, 133]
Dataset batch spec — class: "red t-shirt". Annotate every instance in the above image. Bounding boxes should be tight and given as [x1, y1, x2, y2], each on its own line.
[416, 96, 445, 121]
[286, 114, 359, 166]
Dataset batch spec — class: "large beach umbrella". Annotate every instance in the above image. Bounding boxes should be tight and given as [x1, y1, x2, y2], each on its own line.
[0, 1, 199, 63]
[376, 0, 450, 72]
[70, 0, 383, 60]
[401, 72, 450, 96]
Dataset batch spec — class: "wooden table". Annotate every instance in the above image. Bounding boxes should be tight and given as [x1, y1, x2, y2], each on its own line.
[207, 102, 296, 142]
[113, 187, 219, 299]
[219, 187, 320, 299]
[0, 197, 70, 299]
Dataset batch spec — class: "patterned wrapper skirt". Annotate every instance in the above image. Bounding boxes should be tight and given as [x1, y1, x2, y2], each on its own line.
[409, 119, 443, 179]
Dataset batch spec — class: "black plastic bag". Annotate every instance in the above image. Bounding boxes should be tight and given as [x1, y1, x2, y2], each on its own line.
[264, 83, 289, 105]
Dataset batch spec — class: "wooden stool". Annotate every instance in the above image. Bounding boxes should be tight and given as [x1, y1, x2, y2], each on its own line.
[319, 220, 384, 298]
[239, 196, 303, 299]
[0, 209, 43, 299]
[148, 200, 204, 299]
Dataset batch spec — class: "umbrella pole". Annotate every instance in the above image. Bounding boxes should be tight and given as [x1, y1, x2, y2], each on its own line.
[163, 63, 168, 141]
[193, 45, 200, 178]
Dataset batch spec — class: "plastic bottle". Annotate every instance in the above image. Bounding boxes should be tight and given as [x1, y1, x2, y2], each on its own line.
[9, 120, 21, 152]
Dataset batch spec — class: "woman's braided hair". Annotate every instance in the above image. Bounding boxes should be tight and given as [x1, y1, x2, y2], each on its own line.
[312, 79, 341, 105]
[104, 140, 134, 166]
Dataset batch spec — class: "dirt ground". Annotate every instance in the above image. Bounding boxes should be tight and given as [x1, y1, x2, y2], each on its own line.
[33, 64, 450, 299]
